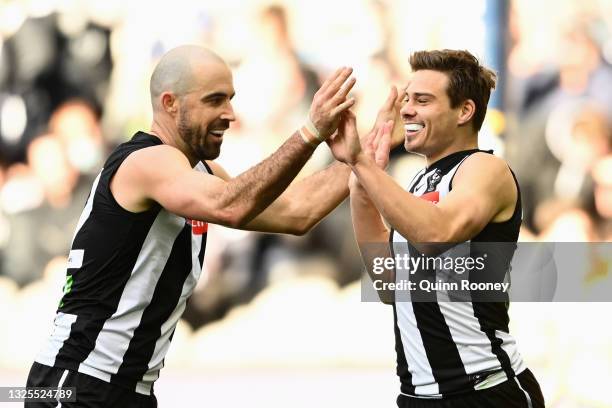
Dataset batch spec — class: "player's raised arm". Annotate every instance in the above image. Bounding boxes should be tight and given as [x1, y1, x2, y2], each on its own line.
[235, 85, 401, 236]
[112, 64, 356, 228]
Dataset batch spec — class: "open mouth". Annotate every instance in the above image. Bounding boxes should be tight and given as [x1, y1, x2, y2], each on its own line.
[208, 129, 226, 138]
[405, 123, 425, 137]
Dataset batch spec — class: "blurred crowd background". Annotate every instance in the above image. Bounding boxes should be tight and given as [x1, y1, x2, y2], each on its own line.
[0, 0, 611, 406]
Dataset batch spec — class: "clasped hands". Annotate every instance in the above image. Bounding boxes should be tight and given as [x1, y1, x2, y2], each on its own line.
[305, 66, 404, 186]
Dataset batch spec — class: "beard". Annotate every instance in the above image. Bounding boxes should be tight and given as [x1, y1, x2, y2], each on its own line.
[177, 110, 222, 161]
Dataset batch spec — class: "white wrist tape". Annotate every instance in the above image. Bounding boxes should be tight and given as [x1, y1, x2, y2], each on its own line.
[305, 116, 325, 143]
[299, 127, 318, 148]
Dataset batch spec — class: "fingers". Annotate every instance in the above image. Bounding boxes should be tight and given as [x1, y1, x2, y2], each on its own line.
[396, 87, 405, 107]
[324, 67, 353, 97]
[309, 67, 356, 139]
[374, 120, 393, 169]
[369, 123, 384, 153]
[365, 129, 377, 148]
[372, 117, 392, 150]
[382, 86, 398, 112]
[382, 120, 394, 145]
[318, 67, 345, 94]
[333, 76, 357, 103]
[370, 85, 399, 134]
[330, 97, 356, 117]
[373, 120, 392, 152]
[344, 109, 356, 121]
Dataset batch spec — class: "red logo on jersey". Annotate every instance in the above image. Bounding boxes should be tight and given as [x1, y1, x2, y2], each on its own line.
[186, 219, 208, 235]
[420, 191, 439, 204]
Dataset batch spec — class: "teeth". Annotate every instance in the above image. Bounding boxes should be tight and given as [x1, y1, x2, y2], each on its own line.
[209, 130, 224, 136]
[405, 124, 424, 132]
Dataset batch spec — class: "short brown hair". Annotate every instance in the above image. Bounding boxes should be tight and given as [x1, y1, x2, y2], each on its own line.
[409, 50, 496, 131]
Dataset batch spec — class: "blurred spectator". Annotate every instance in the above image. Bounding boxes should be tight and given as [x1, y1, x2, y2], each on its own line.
[232, 5, 319, 141]
[49, 100, 106, 175]
[506, 20, 612, 230]
[546, 102, 611, 206]
[534, 198, 599, 241]
[0, 135, 89, 286]
[0, 11, 112, 163]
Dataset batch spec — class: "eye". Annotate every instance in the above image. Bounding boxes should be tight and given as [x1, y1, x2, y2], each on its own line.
[209, 97, 224, 106]
[417, 98, 428, 104]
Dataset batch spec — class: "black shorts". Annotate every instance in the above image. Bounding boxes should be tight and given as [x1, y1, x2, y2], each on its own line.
[25, 362, 157, 408]
[397, 369, 545, 408]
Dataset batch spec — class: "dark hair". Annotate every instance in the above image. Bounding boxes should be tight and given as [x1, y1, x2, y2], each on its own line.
[409, 49, 496, 131]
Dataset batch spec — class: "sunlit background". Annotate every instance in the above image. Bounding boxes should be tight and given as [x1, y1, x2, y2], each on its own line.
[0, 0, 611, 406]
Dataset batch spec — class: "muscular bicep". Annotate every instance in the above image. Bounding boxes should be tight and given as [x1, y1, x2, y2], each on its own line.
[436, 154, 516, 242]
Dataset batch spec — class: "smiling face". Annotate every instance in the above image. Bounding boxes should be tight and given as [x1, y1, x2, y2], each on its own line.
[400, 70, 465, 158]
[175, 61, 236, 161]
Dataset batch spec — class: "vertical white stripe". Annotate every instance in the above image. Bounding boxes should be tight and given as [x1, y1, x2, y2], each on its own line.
[514, 377, 534, 408]
[396, 302, 440, 395]
[434, 243, 501, 377]
[35, 313, 78, 367]
[55, 369, 69, 408]
[497, 329, 526, 375]
[70, 171, 102, 246]
[142, 233, 203, 384]
[78, 209, 185, 376]
[437, 301, 500, 375]
[393, 206, 438, 394]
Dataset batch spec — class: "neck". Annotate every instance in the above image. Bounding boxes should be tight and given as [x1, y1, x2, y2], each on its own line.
[425, 133, 478, 167]
[150, 117, 198, 166]
[149, 117, 175, 146]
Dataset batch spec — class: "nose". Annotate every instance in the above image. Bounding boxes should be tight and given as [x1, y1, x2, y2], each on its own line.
[400, 100, 416, 120]
[221, 102, 236, 122]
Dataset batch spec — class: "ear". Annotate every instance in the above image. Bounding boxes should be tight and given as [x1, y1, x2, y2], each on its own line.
[457, 99, 476, 127]
[160, 92, 179, 116]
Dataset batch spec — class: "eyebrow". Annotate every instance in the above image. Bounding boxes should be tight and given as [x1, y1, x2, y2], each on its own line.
[406, 92, 436, 99]
[201, 92, 235, 101]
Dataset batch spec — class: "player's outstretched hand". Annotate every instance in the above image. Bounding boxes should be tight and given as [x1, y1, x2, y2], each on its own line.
[369, 85, 405, 148]
[365, 119, 394, 170]
[327, 108, 394, 166]
[308, 67, 356, 140]
[326, 110, 361, 165]
[346, 117, 393, 190]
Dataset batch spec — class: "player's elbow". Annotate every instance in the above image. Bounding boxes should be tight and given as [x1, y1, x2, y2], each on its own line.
[408, 226, 449, 245]
[421, 212, 471, 243]
[432, 225, 481, 244]
[211, 205, 251, 229]
[287, 226, 308, 236]
[225, 211, 251, 229]
[427, 228, 454, 243]
[290, 218, 318, 236]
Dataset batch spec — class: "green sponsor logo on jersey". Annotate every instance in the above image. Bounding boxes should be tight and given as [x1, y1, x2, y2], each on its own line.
[59, 275, 74, 308]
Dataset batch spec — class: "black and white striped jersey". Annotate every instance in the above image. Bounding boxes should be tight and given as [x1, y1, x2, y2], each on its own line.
[391, 149, 526, 398]
[35, 132, 211, 395]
